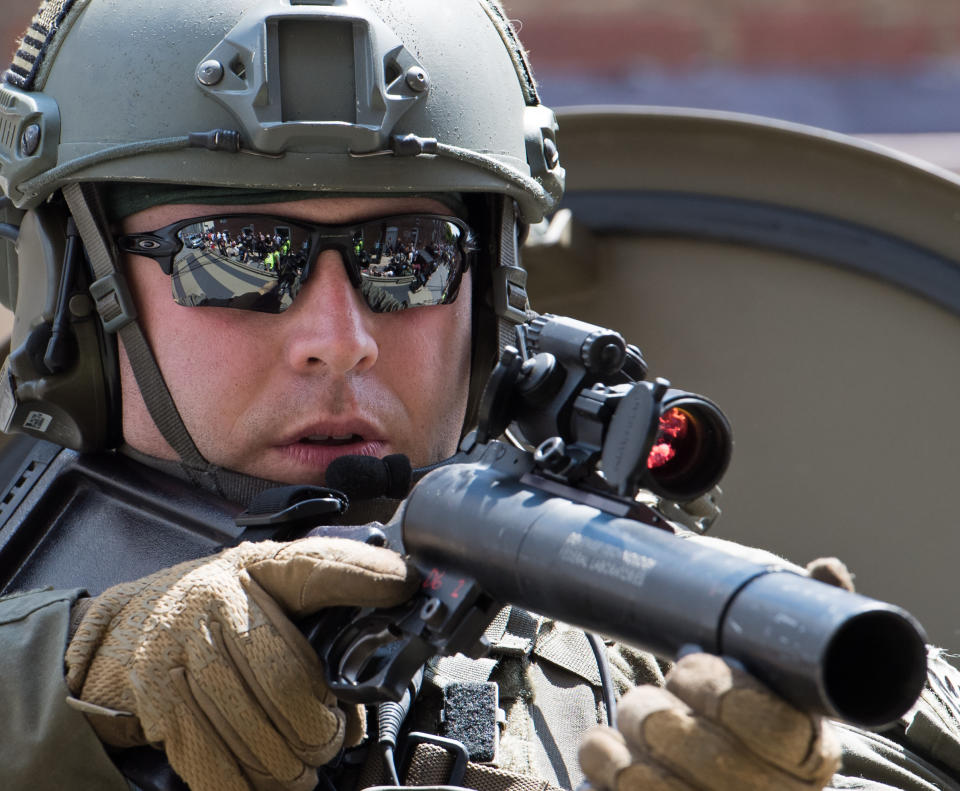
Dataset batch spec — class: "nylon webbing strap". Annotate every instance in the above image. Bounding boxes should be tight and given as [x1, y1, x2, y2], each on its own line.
[404, 743, 564, 791]
[117, 323, 210, 471]
[495, 606, 541, 655]
[119, 443, 275, 506]
[495, 199, 529, 353]
[428, 654, 500, 687]
[61, 183, 212, 473]
[425, 606, 541, 690]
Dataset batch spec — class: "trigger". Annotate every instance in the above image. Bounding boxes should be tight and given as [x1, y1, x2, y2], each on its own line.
[338, 624, 403, 686]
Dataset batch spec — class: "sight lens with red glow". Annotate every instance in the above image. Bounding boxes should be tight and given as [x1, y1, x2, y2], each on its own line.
[647, 407, 691, 470]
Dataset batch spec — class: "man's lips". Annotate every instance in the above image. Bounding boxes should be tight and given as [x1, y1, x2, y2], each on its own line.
[273, 437, 389, 471]
[276, 419, 385, 448]
[298, 433, 363, 446]
[272, 421, 391, 472]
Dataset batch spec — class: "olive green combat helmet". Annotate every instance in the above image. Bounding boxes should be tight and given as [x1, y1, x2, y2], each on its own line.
[0, 0, 564, 491]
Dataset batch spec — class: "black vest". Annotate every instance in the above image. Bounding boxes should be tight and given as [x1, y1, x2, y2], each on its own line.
[0, 435, 253, 596]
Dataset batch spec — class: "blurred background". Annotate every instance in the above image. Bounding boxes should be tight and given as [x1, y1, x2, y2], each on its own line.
[503, 0, 960, 133]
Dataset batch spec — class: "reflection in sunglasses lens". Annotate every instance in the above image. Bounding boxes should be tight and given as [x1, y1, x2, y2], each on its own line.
[172, 218, 307, 312]
[168, 216, 465, 314]
[357, 218, 463, 312]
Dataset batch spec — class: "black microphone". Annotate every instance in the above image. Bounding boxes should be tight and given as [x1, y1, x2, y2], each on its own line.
[325, 454, 413, 500]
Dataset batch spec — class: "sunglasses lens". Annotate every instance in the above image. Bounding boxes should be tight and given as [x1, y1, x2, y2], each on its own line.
[354, 217, 469, 313]
[171, 219, 311, 313]
[165, 215, 469, 314]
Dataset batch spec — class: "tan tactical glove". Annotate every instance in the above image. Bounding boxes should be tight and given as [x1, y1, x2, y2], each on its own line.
[64, 537, 418, 791]
[579, 653, 842, 791]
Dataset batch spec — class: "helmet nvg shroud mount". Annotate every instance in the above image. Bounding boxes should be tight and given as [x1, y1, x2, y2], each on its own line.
[0, 0, 564, 490]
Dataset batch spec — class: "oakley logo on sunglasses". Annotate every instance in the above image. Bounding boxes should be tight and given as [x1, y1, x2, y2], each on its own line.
[116, 214, 475, 314]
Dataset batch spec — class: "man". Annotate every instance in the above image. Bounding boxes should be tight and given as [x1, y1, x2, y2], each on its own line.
[0, 1, 959, 790]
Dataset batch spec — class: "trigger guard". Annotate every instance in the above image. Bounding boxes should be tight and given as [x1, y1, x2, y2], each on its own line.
[315, 605, 433, 704]
[336, 620, 402, 686]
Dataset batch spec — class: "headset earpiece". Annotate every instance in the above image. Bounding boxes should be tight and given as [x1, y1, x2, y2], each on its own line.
[1, 201, 119, 450]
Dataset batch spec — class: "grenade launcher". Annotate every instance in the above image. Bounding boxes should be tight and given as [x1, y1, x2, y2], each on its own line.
[309, 314, 929, 730]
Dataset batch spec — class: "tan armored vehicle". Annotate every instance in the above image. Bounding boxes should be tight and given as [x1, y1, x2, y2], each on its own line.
[525, 106, 960, 651]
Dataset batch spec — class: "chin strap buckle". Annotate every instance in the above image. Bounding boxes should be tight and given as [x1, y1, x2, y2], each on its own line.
[492, 263, 529, 324]
[89, 273, 137, 333]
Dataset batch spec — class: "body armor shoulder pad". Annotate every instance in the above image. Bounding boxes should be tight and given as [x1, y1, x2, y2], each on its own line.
[0, 436, 246, 595]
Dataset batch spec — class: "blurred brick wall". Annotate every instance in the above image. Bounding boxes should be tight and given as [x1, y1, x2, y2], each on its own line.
[4, 1, 959, 76]
[2, 0, 958, 131]
[502, 0, 960, 73]
[1, 0, 36, 67]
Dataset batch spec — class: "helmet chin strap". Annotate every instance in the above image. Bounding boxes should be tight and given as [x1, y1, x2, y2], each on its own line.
[494, 196, 532, 349]
[455, 194, 533, 434]
[61, 183, 242, 495]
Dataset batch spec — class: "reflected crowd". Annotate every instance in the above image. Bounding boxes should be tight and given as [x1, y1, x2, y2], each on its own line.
[171, 214, 468, 313]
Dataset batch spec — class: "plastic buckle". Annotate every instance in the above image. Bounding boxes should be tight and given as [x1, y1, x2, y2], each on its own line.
[89, 273, 137, 333]
[402, 732, 469, 787]
[492, 264, 529, 324]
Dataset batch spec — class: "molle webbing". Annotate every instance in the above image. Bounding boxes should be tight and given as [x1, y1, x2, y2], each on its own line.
[353, 738, 567, 791]
[403, 742, 565, 791]
[353, 608, 585, 791]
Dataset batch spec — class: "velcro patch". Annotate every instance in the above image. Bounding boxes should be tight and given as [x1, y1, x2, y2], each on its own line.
[441, 681, 500, 763]
[6, 0, 78, 89]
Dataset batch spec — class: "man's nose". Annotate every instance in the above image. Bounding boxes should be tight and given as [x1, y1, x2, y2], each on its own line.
[282, 250, 379, 375]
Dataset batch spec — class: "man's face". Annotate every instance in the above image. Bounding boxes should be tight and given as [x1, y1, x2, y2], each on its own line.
[119, 196, 473, 485]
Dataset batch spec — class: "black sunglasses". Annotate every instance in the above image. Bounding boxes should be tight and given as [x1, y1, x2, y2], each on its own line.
[115, 213, 476, 314]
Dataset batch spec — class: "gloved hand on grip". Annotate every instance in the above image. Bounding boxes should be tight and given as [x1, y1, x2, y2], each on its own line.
[579, 652, 841, 791]
[64, 537, 418, 791]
